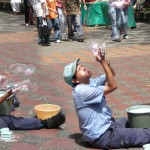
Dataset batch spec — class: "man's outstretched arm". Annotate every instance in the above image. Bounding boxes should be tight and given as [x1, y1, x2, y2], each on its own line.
[94, 50, 117, 95]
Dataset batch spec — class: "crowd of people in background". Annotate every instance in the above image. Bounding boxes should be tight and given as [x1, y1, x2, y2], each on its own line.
[9, 0, 143, 45]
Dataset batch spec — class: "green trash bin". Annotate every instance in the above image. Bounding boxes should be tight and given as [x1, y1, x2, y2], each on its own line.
[126, 105, 150, 128]
[0, 90, 15, 115]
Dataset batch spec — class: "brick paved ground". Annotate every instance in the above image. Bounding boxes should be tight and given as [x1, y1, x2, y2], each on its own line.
[0, 11, 149, 150]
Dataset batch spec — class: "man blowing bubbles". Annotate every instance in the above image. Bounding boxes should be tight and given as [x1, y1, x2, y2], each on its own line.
[63, 48, 150, 149]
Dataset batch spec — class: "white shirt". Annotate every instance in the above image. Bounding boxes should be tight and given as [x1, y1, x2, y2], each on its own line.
[33, 0, 47, 17]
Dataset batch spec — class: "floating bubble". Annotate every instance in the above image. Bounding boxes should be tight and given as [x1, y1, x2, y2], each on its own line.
[0, 75, 8, 89]
[7, 79, 39, 93]
[8, 63, 37, 76]
[86, 39, 106, 56]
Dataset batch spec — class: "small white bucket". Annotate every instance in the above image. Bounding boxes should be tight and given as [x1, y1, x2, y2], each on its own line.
[143, 143, 150, 150]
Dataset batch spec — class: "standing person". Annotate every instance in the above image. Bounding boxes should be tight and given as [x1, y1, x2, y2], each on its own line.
[46, 0, 61, 43]
[63, 0, 84, 42]
[10, 0, 22, 15]
[32, 0, 50, 46]
[108, 0, 130, 42]
[63, 50, 150, 149]
[120, 0, 131, 39]
[56, 0, 68, 41]
[73, 0, 87, 33]
[23, 0, 34, 26]
[108, 0, 122, 42]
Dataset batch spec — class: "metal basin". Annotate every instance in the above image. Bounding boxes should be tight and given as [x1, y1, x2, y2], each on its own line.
[0, 90, 15, 115]
[126, 105, 150, 128]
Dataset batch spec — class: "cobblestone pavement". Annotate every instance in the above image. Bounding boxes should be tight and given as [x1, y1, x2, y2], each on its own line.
[0, 11, 150, 150]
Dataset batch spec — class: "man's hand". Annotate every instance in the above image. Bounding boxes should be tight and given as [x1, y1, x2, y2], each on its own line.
[93, 48, 105, 63]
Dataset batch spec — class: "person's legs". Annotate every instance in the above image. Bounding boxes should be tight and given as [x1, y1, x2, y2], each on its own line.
[75, 14, 84, 42]
[23, 0, 29, 24]
[0, 115, 43, 130]
[0, 111, 66, 130]
[121, 9, 129, 39]
[108, 6, 121, 41]
[67, 15, 74, 40]
[37, 17, 44, 45]
[15, 0, 21, 13]
[53, 17, 61, 42]
[90, 118, 150, 149]
[10, 0, 17, 13]
[47, 18, 55, 43]
[57, 7, 67, 40]
[28, 6, 34, 25]
[109, 127, 150, 149]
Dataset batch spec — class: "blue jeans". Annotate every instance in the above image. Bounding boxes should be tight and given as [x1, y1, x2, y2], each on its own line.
[90, 118, 150, 149]
[47, 17, 60, 41]
[37, 17, 50, 44]
[57, 7, 66, 33]
[57, 7, 67, 39]
[67, 14, 84, 39]
[108, 6, 121, 38]
[120, 8, 128, 35]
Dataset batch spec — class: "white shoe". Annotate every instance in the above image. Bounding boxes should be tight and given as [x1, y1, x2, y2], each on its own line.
[112, 35, 122, 42]
[54, 40, 61, 43]
[26, 23, 29, 26]
[123, 35, 130, 39]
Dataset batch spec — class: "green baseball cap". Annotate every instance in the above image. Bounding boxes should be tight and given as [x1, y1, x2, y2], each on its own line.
[63, 58, 80, 86]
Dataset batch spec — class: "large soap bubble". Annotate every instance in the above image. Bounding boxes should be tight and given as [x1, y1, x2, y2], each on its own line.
[86, 39, 106, 56]
[8, 63, 37, 76]
[7, 79, 39, 93]
[0, 75, 8, 89]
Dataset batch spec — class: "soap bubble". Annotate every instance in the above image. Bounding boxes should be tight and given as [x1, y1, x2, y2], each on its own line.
[0, 75, 8, 89]
[7, 79, 39, 93]
[8, 63, 37, 76]
[86, 39, 106, 56]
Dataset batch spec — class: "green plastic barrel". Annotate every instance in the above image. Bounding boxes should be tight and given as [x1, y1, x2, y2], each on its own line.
[0, 91, 14, 115]
[126, 105, 150, 128]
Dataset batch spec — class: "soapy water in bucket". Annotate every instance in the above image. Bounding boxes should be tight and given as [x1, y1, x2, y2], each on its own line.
[128, 108, 150, 114]
[8, 63, 37, 76]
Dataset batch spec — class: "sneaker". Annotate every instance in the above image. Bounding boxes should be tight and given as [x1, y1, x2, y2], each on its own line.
[26, 23, 29, 26]
[42, 43, 50, 46]
[37, 42, 42, 46]
[123, 35, 130, 39]
[46, 112, 66, 128]
[112, 35, 122, 42]
[61, 37, 69, 41]
[77, 37, 84, 42]
[54, 40, 61, 43]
